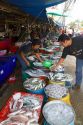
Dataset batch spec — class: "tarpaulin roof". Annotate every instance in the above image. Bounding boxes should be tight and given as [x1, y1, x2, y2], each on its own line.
[5, 0, 67, 21]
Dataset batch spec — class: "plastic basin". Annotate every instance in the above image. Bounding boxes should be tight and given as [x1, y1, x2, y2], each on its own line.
[42, 60, 53, 68]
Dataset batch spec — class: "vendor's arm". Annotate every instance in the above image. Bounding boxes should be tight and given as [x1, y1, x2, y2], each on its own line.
[50, 46, 69, 71]
[20, 51, 30, 66]
[50, 58, 64, 71]
[35, 53, 43, 62]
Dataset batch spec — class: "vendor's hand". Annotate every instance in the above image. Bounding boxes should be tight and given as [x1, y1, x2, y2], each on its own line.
[26, 61, 30, 67]
[50, 65, 57, 71]
[40, 60, 43, 63]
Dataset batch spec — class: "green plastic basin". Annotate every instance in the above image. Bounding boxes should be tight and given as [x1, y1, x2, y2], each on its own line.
[42, 60, 53, 68]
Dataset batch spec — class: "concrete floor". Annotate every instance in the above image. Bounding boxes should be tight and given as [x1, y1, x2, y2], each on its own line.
[0, 56, 83, 125]
[64, 55, 83, 125]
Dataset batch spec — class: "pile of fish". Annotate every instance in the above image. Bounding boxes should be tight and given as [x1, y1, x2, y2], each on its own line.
[0, 93, 43, 125]
[45, 84, 68, 99]
[45, 49, 54, 52]
[25, 69, 47, 77]
[27, 56, 35, 61]
[54, 42, 60, 46]
[39, 47, 54, 52]
[52, 65, 64, 73]
[50, 55, 60, 60]
[50, 53, 62, 63]
[46, 46, 55, 50]
[40, 55, 50, 60]
[24, 78, 46, 91]
[54, 52, 62, 57]
[49, 73, 73, 82]
[1, 108, 39, 125]
[33, 62, 43, 67]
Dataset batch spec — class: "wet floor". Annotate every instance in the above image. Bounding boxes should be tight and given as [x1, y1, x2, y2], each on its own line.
[64, 55, 83, 125]
[0, 56, 83, 125]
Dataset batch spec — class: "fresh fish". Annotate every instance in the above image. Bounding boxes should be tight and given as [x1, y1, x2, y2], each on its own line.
[45, 84, 68, 99]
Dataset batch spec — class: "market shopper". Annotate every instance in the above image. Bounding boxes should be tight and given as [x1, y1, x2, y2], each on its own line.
[50, 34, 83, 90]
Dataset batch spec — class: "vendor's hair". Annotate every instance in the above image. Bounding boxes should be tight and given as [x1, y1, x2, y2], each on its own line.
[58, 34, 70, 42]
[32, 40, 41, 46]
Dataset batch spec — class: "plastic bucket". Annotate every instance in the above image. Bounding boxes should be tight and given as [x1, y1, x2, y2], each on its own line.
[26, 87, 45, 95]
[45, 84, 71, 105]
[0, 56, 16, 85]
[43, 119, 74, 125]
[43, 101, 75, 125]
[43, 119, 50, 125]
[23, 77, 46, 94]
[69, 120, 74, 125]
[49, 80, 65, 85]
[48, 93, 71, 105]
[42, 60, 53, 68]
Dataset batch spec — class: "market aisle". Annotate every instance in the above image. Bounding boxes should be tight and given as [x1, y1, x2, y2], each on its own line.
[64, 55, 83, 125]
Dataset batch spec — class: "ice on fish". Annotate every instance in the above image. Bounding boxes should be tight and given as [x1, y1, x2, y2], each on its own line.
[43, 100, 75, 125]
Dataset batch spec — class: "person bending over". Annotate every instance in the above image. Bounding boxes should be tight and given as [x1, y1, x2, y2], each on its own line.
[51, 34, 83, 90]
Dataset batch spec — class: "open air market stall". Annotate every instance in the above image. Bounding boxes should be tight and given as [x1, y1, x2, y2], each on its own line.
[0, 0, 80, 125]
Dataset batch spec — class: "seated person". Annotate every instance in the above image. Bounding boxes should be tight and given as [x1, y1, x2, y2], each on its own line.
[15, 41, 31, 70]
[30, 28, 40, 45]
[31, 42, 43, 62]
[16, 41, 43, 70]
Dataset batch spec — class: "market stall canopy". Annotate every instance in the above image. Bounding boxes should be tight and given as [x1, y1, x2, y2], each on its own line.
[4, 0, 67, 21]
